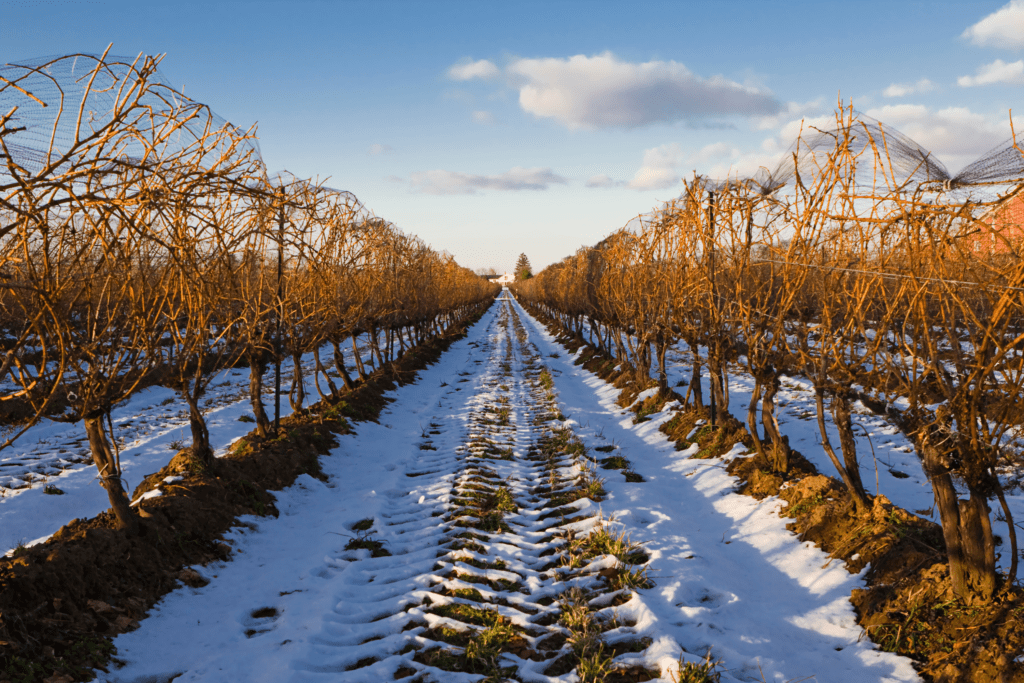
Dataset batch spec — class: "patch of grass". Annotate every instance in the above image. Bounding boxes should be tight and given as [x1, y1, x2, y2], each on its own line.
[787, 493, 825, 517]
[344, 531, 391, 557]
[672, 651, 720, 683]
[539, 369, 554, 392]
[351, 518, 373, 532]
[237, 413, 256, 423]
[594, 444, 617, 453]
[485, 485, 516, 513]
[600, 456, 629, 470]
[235, 479, 267, 516]
[43, 484, 65, 495]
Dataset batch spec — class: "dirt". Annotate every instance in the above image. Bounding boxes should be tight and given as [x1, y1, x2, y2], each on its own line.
[0, 304, 489, 683]
[520, 302, 1024, 683]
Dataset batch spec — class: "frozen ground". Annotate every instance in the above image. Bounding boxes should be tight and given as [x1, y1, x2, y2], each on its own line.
[659, 345, 1023, 576]
[0, 336, 382, 556]
[96, 296, 920, 683]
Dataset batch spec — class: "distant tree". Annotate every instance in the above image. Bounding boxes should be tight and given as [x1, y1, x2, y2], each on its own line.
[515, 253, 532, 280]
[475, 267, 499, 279]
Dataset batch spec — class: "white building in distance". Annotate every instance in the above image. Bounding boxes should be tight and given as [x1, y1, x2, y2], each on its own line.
[488, 272, 515, 285]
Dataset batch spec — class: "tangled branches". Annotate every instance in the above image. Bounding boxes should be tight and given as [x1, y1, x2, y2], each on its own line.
[516, 104, 1024, 605]
[0, 52, 497, 535]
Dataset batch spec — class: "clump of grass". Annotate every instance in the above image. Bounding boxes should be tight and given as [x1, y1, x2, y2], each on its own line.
[560, 519, 650, 571]
[623, 469, 645, 483]
[539, 369, 554, 391]
[550, 467, 605, 507]
[600, 455, 629, 470]
[485, 485, 516, 513]
[351, 518, 373, 531]
[594, 444, 617, 453]
[43, 483, 65, 495]
[237, 413, 256, 423]
[672, 650, 720, 683]
[344, 531, 391, 557]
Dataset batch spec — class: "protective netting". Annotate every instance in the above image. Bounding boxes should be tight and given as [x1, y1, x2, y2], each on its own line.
[705, 111, 1024, 197]
[0, 52, 260, 179]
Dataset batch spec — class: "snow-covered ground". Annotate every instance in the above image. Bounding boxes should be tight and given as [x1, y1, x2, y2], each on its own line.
[96, 296, 919, 683]
[656, 345, 1023, 576]
[0, 337, 382, 556]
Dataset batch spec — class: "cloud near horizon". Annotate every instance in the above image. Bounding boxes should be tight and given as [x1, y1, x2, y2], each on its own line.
[958, 59, 1024, 86]
[408, 167, 568, 195]
[962, 0, 1024, 49]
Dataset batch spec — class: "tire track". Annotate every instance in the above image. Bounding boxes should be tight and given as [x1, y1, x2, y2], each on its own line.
[322, 297, 661, 682]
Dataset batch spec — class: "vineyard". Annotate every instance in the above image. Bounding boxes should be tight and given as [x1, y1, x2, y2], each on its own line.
[1, 52, 1024, 683]
[0, 52, 496, 532]
[514, 106, 1024, 679]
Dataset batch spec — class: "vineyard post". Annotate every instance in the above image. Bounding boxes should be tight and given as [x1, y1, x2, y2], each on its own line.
[707, 188, 717, 427]
[275, 190, 284, 434]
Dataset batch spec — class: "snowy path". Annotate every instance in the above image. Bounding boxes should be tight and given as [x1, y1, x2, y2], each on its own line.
[99, 297, 919, 683]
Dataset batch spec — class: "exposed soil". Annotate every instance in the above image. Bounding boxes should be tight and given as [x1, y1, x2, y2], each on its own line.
[0, 305, 489, 683]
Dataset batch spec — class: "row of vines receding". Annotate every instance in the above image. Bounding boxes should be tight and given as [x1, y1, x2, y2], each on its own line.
[514, 104, 1024, 606]
[0, 52, 498, 535]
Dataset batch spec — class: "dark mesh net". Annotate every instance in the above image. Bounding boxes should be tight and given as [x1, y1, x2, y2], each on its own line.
[0, 53, 260, 179]
[705, 111, 1024, 198]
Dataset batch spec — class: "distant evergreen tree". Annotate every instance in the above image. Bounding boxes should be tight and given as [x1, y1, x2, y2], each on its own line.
[515, 253, 532, 280]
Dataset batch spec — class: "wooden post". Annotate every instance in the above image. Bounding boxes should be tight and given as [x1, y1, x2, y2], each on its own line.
[708, 188, 717, 427]
[275, 192, 284, 434]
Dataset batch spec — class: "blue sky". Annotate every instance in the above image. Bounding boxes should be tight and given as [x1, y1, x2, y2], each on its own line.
[3, 0, 1024, 272]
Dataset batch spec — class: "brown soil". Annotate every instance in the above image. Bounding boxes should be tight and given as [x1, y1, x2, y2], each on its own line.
[519, 302, 1024, 683]
[0, 304, 488, 683]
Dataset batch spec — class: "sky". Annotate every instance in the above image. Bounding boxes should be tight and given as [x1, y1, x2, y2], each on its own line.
[3, 0, 1024, 273]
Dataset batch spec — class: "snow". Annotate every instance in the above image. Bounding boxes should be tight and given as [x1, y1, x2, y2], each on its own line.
[94, 297, 920, 682]
[0, 336, 383, 556]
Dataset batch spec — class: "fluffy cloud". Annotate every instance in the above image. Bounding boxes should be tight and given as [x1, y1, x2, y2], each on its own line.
[624, 141, 750, 191]
[626, 143, 686, 190]
[506, 52, 782, 130]
[447, 59, 499, 81]
[862, 104, 1012, 171]
[883, 79, 935, 97]
[962, 0, 1024, 49]
[958, 59, 1024, 86]
[409, 167, 567, 195]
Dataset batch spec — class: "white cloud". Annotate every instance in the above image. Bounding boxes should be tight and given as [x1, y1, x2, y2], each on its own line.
[962, 0, 1024, 49]
[753, 99, 824, 131]
[409, 167, 568, 195]
[627, 143, 686, 190]
[368, 143, 392, 155]
[883, 79, 935, 97]
[585, 174, 624, 188]
[506, 51, 781, 130]
[863, 104, 1013, 171]
[447, 59, 500, 81]
[472, 110, 494, 124]
[958, 59, 1024, 86]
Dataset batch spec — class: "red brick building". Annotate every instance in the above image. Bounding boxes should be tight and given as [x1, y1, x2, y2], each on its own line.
[975, 187, 1024, 255]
